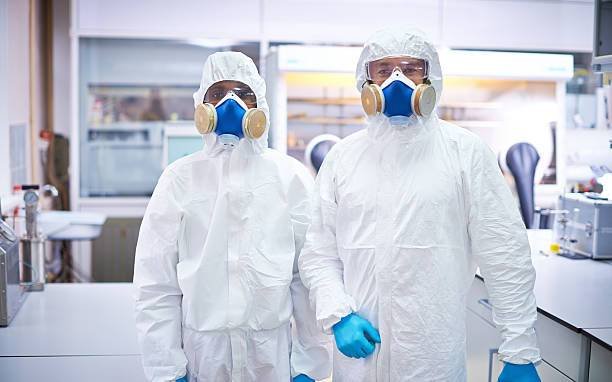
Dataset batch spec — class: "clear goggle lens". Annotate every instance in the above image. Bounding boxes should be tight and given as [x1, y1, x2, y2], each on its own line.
[204, 80, 257, 108]
[365, 56, 429, 84]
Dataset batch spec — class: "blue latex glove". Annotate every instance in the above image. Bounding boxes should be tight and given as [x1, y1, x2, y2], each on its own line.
[293, 374, 315, 382]
[176, 376, 188, 382]
[332, 313, 381, 359]
[498, 362, 540, 382]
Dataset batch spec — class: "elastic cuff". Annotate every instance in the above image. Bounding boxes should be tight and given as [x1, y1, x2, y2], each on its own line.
[497, 352, 542, 365]
[319, 307, 353, 334]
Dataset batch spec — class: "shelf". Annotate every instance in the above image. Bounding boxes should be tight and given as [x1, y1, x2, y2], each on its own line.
[288, 99, 501, 109]
[439, 102, 502, 109]
[446, 120, 504, 128]
[88, 142, 163, 148]
[88, 122, 165, 131]
[287, 146, 307, 151]
[288, 116, 366, 126]
[288, 97, 361, 106]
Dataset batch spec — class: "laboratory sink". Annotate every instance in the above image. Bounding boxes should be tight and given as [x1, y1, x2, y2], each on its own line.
[38, 211, 107, 241]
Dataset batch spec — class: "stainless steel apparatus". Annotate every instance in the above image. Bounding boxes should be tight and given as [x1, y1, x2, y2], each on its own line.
[19, 186, 46, 291]
[0, 203, 28, 327]
[553, 193, 612, 259]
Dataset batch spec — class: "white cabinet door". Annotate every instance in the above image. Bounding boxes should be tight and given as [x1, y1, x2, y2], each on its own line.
[538, 361, 573, 382]
[261, 0, 441, 44]
[76, 0, 261, 40]
[589, 342, 612, 382]
[0, 355, 147, 381]
[467, 308, 501, 382]
[535, 314, 584, 381]
[442, 0, 593, 52]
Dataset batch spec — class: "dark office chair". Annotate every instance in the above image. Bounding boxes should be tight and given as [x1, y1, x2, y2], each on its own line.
[305, 134, 340, 173]
[506, 142, 540, 228]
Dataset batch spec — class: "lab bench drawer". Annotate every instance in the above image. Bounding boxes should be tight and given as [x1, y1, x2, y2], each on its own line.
[538, 360, 573, 382]
[589, 341, 612, 382]
[467, 278, 584, 381]
[0, 355, 146, 381]
[466, 306, 574, 382]
[534, 314, 584, 381]
[466, 308, 501, 382]
[466, 277, 494, 323]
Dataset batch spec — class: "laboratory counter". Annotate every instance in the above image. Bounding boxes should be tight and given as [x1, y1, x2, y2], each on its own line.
[476, 230, 612, 333]
[469, 229, 612, 382]
[0, 283, 146, 381]
[1, 230, 611, 381]
[584, 328, 612, 352]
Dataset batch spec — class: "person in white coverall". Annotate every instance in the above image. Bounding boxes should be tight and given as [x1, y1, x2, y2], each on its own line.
[298, 28, 542, 382]
[134, 52, 331, 382]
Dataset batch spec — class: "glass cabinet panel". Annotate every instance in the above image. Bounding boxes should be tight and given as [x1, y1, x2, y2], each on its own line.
[79, 38, 259, 197]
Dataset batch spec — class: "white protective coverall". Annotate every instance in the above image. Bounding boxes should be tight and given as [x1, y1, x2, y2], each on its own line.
[298, 28, 541, 381]
[134, 52, 331, 382]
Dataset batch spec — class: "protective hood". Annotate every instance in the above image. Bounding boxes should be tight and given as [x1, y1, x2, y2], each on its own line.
[356, 27, 443, 141]
[193, 51, 269, 156]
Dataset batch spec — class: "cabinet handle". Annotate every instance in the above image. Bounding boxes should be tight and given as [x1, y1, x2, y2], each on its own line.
[478, 298, 493, 311]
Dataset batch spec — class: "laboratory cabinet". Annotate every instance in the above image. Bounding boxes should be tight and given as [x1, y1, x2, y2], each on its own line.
[466, 305, 573, 382]
[466, 277, 588, 381]
[466, 308, 501, 381]
[73, 0, 593, 52]
[0, 355, 146, 381]
[74, 37, 259, 215]
[588, 341, 612, 382]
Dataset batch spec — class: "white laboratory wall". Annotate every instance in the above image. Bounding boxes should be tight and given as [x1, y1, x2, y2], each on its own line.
[73, 0, 594, 51]
[7, 0, 30, 125]
[53, 0, 71, 137]
[1, 0, 33, 206]
[0, 0, 8, 198]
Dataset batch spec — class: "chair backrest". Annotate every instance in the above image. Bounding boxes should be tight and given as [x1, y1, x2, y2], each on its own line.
[310, 140, 336, 173]
[506, 142, 540, 228]
[305, 134, 340, 173]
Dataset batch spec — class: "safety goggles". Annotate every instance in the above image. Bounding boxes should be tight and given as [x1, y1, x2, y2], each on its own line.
[204, 81, 258, 108]
[365, 56, 429, 85]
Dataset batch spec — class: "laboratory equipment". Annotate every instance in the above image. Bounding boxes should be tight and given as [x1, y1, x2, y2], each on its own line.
[553, 193, 612, 259]
[19, 186, 46, 291]
[592, 0, 612, 73]
[0, 207, 27, 327]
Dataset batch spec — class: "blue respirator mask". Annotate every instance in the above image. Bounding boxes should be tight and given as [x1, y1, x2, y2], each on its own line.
[194, 91, 267, 147]
[361, 68, 436, 120]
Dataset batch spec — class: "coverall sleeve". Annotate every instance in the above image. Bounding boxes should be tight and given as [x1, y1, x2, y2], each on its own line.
[288, 163, 333, 380]
[466, 139, 542, 365]
[133, 168, 188, 382]
[298, 149, 356, 334]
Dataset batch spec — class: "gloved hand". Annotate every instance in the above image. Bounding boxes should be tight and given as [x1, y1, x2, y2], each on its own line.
[498, 362, 541, 382]
[293, 374, 315, 382]
[332, 312, 381, 359]
[176, 376, 188, 382]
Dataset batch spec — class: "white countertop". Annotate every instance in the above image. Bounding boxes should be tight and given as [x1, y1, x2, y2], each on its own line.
[0, 283, 139, 357]
[527, 230, 612, 332]
[584, 328, 612, 351]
